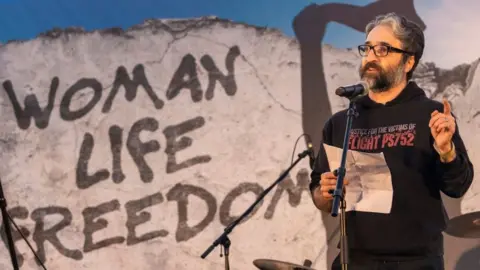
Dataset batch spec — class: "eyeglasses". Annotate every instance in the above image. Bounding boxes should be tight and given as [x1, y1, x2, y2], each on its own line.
[358, 44, 413, 57]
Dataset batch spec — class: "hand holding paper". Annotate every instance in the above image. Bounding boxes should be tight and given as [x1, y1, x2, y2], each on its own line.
[323, 143, 394, 214]
[318, 171, 349, 201]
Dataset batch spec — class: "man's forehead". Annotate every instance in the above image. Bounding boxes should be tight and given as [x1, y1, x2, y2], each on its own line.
[365, 25, 401, 47]
[364, 41, 396, 47]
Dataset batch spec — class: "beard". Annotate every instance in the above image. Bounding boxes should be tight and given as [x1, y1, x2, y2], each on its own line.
[359, 61, 405, 93]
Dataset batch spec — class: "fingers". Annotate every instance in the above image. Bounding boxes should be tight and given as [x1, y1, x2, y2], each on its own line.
[322, 179, 337, 186]
[429, 112, 444, 128]
[430, 115, 446, 130]
[320, 172, 349, 185]
[321, 191, 333, 200]
[321, 171, 336, 179]
[320, 186, 347, 200]
[443, 98, 451, 115]
[319, 171, 349, 200]
[320, 184, 335, 192]
[319, 184, 334, 199]
[435, 121, 451, 133]
[429, 113, 455, 129]
[431, 99, 452, 126]
[430, 115, 455, 132]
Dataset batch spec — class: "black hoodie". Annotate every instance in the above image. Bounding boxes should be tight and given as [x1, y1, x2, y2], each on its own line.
[310, 81, 474, 259]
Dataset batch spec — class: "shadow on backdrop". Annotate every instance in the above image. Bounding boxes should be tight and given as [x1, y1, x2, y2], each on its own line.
[292, 0, 476, 269]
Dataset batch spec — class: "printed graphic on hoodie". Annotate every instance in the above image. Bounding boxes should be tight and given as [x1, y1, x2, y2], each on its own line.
[348, 123, 416, 151]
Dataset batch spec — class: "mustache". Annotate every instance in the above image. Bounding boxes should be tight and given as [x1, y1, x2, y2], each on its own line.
[363, 62, 382, 71]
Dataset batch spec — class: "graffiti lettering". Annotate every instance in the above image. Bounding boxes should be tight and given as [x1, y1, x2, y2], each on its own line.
[166, 46, 240, 102]
[109, 125, 125, 183]
[126, 117, 160, 183]
[102, 64, 164, 113]
[60, 78, 103, 121]
[125, 192, 168, 245]
[1, 169, 310, 267]
[82, 200, 125, 253]
[0, 206, 30, 266]
[163, 116, 212, 174]
[264, 168, 310, 219]
[76, 116, 211, 189]
[200, 46, 240, 100]
[166, 54, 202, 102]
[31, 207, 83, 264]
[76, 132, 110, 189]
[2, 78, 59, 130]
[1, 46, 241, 130]
[166, 184, 216, 242]
[219, 182, 264, 226]
[0, 44, 313, 267]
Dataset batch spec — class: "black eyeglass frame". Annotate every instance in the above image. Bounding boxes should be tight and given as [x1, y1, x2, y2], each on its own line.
[358, 43, 414, 57]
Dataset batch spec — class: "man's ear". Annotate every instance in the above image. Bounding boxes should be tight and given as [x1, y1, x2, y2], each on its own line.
[405, 55, 415, 73]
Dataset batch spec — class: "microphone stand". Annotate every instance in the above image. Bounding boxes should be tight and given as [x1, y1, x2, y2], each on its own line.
[0, 177, 19, 270]
[330, 100, 358, 270]
[200, 147, 312, 269]
[0, 176, 47, 270]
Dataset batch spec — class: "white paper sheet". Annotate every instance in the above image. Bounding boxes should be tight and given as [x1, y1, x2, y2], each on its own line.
[323, 143, 393, 214]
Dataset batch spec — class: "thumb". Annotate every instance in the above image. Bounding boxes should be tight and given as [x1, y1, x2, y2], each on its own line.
[443, 98, 451, 115]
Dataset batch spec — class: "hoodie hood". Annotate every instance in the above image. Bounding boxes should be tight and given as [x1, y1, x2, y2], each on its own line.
[356, 81, 427, 109]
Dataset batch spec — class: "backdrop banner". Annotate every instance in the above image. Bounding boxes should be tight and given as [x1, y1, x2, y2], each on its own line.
[0, 1, 479, 270]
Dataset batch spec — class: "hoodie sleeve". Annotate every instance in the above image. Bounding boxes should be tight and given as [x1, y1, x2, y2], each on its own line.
[435, 116, 474, 198]
[310, 119, 333, 193]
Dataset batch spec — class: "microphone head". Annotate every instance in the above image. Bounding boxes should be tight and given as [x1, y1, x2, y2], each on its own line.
[335, 81, 369, 99]
[334, 87, 343, 96]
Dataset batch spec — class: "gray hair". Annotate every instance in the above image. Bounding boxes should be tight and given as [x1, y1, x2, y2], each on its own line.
[365, 13, 425, 81]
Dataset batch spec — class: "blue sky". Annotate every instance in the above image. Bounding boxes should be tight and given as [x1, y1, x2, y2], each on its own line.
[0, 0, 376, 48]
[2, 0, 477, 69]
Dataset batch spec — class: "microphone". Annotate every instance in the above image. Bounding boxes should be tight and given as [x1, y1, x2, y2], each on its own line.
[335, 82, 368, 100]
[307, 142, 315, 170]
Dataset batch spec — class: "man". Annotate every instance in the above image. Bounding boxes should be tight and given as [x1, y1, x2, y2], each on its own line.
[309, 12, 474, 270]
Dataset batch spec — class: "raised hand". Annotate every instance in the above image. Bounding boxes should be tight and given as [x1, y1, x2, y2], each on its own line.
[429, 98, 456, 153]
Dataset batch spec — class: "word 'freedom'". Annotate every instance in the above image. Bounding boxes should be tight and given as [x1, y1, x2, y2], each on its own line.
[2, 170, 309, 267]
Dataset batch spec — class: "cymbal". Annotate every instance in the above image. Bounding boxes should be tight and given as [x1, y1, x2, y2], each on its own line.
[445, 211, 480, 239]
[253, 259, 315, 270]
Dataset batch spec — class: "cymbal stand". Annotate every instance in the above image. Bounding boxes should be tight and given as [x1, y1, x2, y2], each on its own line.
[200, 147, 312, 269]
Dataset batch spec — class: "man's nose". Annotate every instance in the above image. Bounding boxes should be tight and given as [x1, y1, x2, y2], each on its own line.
[365, 49, 378, 62]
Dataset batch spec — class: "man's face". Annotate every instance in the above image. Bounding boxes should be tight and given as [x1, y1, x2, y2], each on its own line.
[358, 25, 407, 92]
